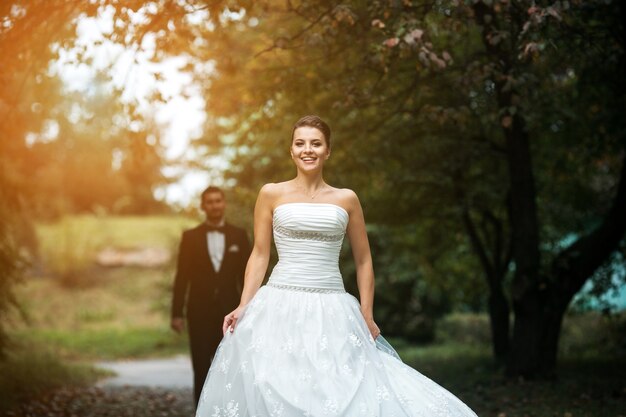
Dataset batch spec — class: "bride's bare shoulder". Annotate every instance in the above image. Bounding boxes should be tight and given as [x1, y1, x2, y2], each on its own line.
[260, 181, 294, 195]
[329, 187, 360, 212]
[258, 182, 293, 206]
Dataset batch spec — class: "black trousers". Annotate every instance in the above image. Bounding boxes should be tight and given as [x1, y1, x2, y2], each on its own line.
[188, 315, 223, 407]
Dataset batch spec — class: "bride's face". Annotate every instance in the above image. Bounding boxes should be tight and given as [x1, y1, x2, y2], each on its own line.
[290, 126, 330, 172]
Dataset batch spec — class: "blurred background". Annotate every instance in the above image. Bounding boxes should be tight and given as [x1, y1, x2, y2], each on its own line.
[1, 1, 625, 416]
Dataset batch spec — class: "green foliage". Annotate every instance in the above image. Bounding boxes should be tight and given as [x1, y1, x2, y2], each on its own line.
[17, 82, 169, 218]
[434, 311, 626, 359]
[342, 223, 486, 341]
[0, 4, 169, 220]
[183, 1, 626, 363]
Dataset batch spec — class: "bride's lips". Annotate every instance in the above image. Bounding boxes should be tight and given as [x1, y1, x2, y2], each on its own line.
[301, 157, 317, 164]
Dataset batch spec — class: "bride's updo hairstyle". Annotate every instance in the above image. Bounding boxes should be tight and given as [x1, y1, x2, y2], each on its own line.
[291, 115, 331, 148]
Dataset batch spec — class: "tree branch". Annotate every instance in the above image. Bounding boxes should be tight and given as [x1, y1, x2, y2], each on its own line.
[253, 6, 334, 58]
[553, 154, 626, 297]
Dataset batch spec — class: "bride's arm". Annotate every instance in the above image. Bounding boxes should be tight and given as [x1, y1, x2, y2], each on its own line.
[345, 190, 381, 339]
[223, 184, 274, 334]
[239, 184, 274, 306]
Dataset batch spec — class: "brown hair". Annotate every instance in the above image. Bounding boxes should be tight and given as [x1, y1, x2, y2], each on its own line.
[291, 115, 331, 147]
[201, 186, 224, 201]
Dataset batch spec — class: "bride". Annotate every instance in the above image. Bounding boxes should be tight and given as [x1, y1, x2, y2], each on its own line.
[196, 115, 479, 416]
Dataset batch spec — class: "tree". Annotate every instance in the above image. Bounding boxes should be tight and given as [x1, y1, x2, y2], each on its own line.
[467, 0, 626, 376]
[1, 1, 169, 218]
[182, 0, 625, 377]
[0, 0, 172, 351]
[0, 0, 83, 356]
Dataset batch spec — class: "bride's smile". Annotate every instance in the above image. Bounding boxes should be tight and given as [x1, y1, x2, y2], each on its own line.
[291, 125, 330, 172]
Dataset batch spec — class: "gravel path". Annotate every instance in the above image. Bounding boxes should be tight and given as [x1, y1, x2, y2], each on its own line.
[3, 357, 196, 417]
[4, 386, 195, 417]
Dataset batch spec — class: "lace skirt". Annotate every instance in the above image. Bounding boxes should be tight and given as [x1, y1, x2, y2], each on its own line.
[196, 284, 478, 417]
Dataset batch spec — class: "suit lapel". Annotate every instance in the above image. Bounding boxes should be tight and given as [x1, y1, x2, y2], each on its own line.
[220, 224, 232, 275]
[198, 224, 216, 275]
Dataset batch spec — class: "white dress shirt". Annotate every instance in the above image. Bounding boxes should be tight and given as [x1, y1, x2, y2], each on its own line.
[206, 218, 226, 273]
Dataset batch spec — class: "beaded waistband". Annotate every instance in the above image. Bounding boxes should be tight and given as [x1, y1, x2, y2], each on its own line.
[265, 282, 346, 294]
[273, 225, 345, 242]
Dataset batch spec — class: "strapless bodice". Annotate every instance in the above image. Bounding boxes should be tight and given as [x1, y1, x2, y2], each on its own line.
[267, 203, 348, 291]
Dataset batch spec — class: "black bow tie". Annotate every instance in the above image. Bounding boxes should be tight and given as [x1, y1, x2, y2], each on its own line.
[205, 224, 225, 233]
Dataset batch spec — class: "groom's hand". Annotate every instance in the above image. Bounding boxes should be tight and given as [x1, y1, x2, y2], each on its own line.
[171, 317, 185, 334]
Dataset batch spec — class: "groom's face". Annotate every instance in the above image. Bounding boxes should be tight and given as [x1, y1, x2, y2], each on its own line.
[201, 191, 226, 222]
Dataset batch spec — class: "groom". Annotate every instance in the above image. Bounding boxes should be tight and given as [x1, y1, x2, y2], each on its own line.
[170, 186, 251, 406]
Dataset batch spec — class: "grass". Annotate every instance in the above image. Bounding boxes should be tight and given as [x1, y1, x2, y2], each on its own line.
[35, 214, 195, 279]
[13, 327, 188, 361]
[389, 313, 626, 417]
[10, 267, 189, 360]
[37, 214, 194, 253]
[458, 354, 625, 417]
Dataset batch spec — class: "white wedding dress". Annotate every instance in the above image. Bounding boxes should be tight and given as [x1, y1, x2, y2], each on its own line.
[196, 203, 479, 417]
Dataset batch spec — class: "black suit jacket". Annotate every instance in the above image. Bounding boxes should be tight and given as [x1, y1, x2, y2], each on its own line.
[171, 222, 251, 324]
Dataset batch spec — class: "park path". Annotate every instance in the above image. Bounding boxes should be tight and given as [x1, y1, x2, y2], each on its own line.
[95, 355, 193, 388]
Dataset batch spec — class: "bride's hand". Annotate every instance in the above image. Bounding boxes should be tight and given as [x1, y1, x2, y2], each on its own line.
[223, 305, 246, 335]
[363, 316, 381, 340]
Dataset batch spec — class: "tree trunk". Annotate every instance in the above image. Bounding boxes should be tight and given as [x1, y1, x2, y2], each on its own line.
[537, 158, 626, 373]
[507, 154, 626, 377]
[536, 291, 570, 375]
[472, 0, 543, 375]
[507, 289, 544, 377]
[488, 288, 510, 364]
[461, 204, 512, 363]
[501, 102, 543, 377]
[532, 0, 626, 373]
